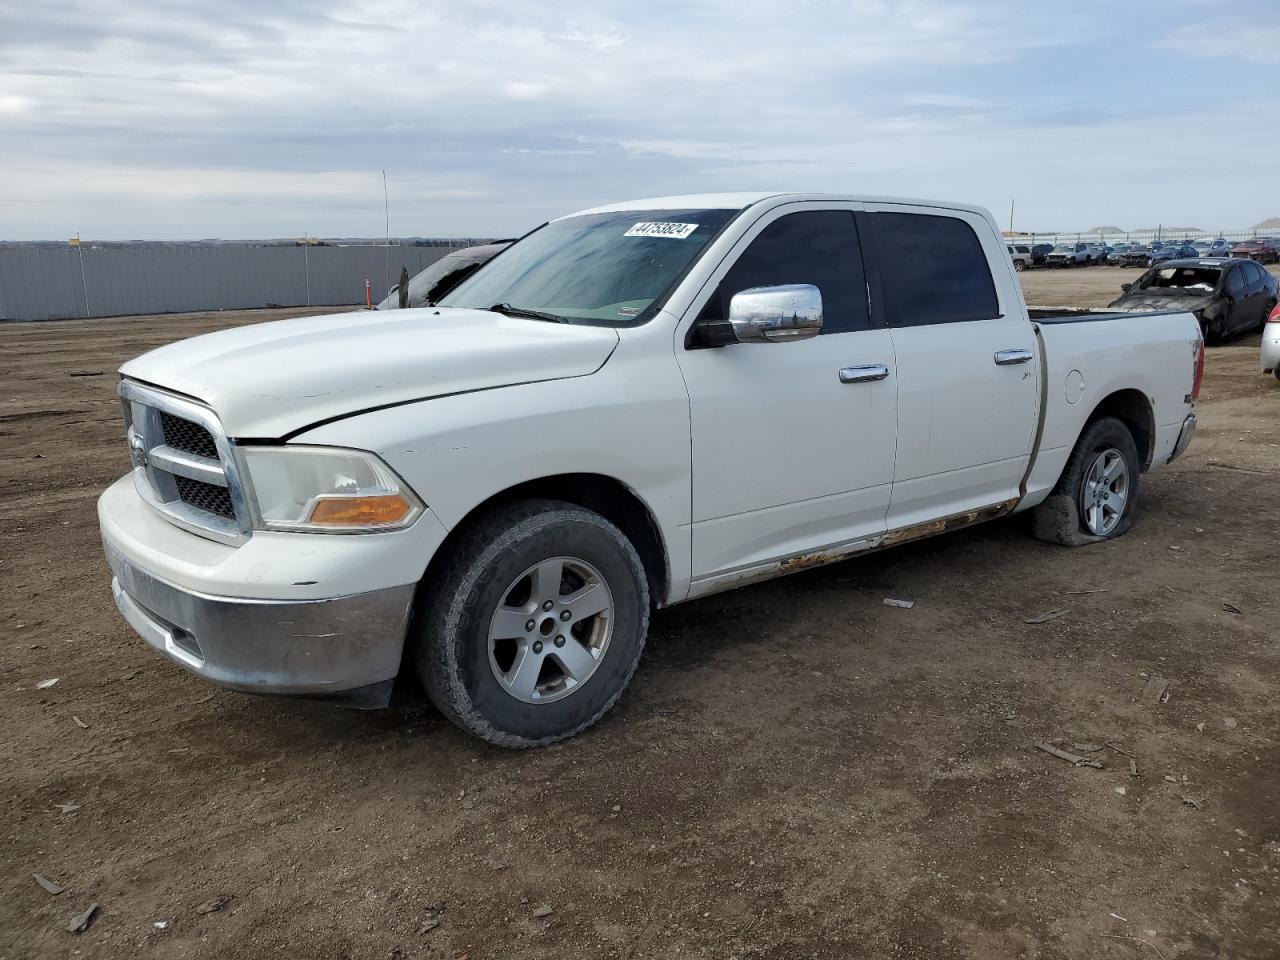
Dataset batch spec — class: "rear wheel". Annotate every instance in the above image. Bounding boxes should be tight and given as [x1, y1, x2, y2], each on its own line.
[414, 500, 649, 748]
[1032, 417, 1140, 545]
[1078, 446, 1132, 536]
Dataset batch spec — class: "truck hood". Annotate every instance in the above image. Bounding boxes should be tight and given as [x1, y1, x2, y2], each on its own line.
[119, 307, 620, 437]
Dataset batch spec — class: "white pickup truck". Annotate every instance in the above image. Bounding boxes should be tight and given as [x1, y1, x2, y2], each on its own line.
[99, 193, 1202, 747]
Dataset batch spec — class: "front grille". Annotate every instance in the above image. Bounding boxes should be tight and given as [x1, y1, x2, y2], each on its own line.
[120, 380, 249, 543]
[159, 411, 219, 460]
[173, 475, 235, 519]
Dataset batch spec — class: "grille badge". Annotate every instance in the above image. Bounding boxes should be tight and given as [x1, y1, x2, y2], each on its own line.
[128, 429, 149, 469]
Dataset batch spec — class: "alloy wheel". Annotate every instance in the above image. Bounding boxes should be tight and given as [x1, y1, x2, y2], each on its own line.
[487, 556, 614, 704]
[1080, 448, 1129, 536]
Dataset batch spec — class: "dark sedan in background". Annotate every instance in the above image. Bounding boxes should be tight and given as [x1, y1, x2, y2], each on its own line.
[377, 241, 511, 309]
[1109, 257, 1279, 342]
[1149, 241, 1199, 265]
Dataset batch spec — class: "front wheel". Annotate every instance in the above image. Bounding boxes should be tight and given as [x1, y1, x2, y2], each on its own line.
[414, 500, 650, 747]
[1032, 417, 1140, 545]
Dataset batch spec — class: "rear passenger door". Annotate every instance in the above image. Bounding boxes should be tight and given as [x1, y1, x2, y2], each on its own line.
[1223, 264, 1251, 333]
[866, 205, 1041, 530]
[1239, 262, 1268, 332]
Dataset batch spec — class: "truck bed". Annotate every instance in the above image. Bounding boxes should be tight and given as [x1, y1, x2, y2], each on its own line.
[1029, 306, 1190, 324]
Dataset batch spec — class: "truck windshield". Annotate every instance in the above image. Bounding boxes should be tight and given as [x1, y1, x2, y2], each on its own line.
[1132, 266, 1221, 294]
[437, 208, 736, 325]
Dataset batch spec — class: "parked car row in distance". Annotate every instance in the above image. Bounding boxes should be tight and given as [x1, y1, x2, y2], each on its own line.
[1010, 237, 1278, 269]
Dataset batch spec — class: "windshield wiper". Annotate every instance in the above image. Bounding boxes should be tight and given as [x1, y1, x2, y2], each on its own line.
[488, 303, 567, 324]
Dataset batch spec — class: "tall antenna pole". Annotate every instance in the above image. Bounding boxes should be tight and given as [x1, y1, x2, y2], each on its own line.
[1008, 199, 1015, 234]
[76, 233, 90, 318]
[382, 170, 391, 293]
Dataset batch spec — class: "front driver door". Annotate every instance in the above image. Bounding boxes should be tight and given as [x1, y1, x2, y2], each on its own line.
[676, 204, 897, 589]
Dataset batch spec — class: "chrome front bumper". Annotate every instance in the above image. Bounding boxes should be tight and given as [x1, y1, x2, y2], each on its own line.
[1168, 411, 1196, 464]
[105, 540, 415, 708]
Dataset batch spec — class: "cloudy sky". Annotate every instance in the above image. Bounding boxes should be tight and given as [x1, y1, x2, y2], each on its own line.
[2, 0, 1277, 240]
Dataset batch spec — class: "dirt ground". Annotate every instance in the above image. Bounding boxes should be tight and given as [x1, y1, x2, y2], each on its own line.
[3, 268, 1279, 960]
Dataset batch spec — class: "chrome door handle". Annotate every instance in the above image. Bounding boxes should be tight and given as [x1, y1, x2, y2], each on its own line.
[994, 349, 1034, 365]
[838, 364, 889, 383]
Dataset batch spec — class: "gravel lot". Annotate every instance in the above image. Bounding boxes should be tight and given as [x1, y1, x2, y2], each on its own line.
[3, 267, 1278, 959]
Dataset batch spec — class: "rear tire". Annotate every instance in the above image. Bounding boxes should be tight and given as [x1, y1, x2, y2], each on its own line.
[1032, 417, 1140, 546]
[413, 500, 649, 748]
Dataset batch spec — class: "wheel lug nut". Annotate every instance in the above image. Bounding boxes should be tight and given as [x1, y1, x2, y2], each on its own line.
[542, 600, 554, 612]
[554, 635, 566, 647]
[525, 619, 536, 632]
[532, 640, 543, 654]
[560, 610, 571, 621]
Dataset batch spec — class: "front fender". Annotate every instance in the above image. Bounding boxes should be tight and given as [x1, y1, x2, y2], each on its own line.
[292, 344, 694, 603]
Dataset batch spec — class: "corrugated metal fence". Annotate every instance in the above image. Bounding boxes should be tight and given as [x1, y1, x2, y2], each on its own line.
[0, 241, 480, 322]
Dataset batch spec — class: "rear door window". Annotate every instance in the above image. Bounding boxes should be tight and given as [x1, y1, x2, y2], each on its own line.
[700, 210, 870, 335]
[871, 212, 999, 326]
[1226, 267, 1247, 296]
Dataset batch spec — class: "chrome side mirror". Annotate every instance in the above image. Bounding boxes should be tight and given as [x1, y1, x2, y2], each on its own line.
[727, 284, 823, 343]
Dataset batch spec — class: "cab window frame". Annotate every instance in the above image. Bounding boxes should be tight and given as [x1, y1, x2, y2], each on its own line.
[689, 207, 875, 344]
[868, 210, 1001, 328]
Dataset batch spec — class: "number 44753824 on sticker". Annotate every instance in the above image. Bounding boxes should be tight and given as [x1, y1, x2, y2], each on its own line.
[623, 222, 698, 239]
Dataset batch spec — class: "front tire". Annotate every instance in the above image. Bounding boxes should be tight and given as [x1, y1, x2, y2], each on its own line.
[1032, 417, 1140, 546]
[414, 500, 650, 748]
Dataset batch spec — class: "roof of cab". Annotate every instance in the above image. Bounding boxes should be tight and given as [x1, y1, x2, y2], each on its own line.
[560, 192, 993, 221]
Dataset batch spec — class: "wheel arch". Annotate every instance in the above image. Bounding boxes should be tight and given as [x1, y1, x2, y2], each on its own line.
[1084, 388, 1155, 470]
[422, 473, 670, 607]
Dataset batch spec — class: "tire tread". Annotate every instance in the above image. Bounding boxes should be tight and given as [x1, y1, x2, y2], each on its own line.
[413, 499, 649, 749]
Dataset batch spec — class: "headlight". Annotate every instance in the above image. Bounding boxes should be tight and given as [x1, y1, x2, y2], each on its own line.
[238, 446, 423, 533]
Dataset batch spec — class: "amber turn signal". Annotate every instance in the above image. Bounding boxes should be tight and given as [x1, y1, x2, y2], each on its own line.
[307, 494, 414, 527]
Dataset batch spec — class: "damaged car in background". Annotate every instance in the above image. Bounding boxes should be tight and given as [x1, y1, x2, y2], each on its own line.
[378, 241, 511, 309]
[1231, 238, 1280, 264]
[1046, 242, 1090, 267]
[1110, 258, 1279, 342]
[1115, 243, 1155, 267]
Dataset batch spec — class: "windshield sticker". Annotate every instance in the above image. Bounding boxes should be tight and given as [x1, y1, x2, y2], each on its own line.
[617, 306, 640, 317]
[624, 222, 699, 240]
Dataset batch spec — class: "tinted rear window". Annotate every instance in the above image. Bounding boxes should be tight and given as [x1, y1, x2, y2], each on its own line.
[871, 212, 999, 326]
